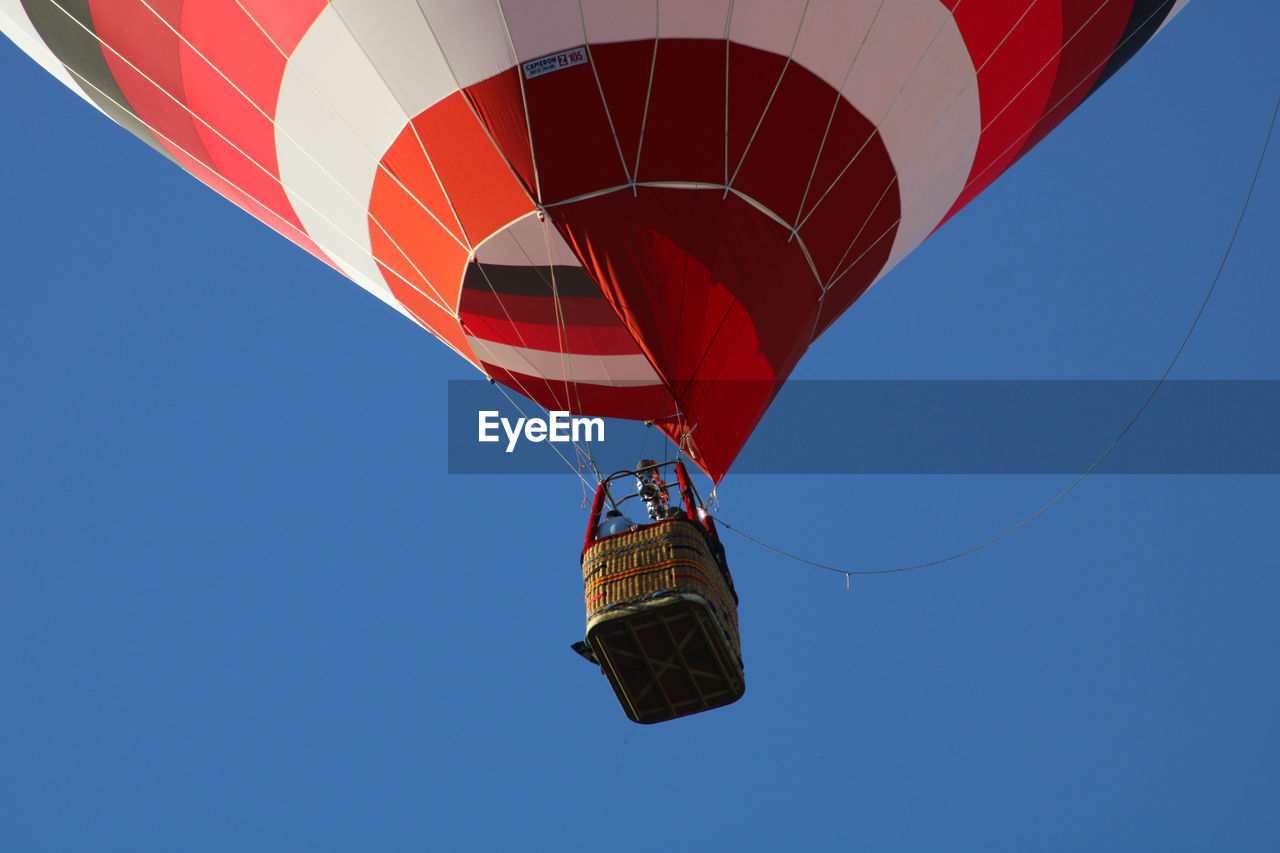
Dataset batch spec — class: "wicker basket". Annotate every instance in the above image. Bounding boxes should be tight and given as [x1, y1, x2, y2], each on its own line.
[581, 517, 744, 723]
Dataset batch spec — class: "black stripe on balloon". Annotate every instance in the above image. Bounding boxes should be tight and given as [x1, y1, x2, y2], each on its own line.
[463, 263, 602, 298]
[20, 0, 177, 164]
[1087, 0, 1178, 95]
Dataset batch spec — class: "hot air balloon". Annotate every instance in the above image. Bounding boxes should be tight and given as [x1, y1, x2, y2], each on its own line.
[1, 0, 1190, 721]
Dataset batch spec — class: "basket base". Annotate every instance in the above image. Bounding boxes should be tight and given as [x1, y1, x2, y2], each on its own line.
[586, 593, 745, 724]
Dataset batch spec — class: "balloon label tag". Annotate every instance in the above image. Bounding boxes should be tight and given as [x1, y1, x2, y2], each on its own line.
[522, 47, 588, 80]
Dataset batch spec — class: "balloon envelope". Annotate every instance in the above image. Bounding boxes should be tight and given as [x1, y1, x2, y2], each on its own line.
[1, 0, 1190, 479]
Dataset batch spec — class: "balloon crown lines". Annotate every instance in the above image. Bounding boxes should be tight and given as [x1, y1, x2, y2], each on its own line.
[447, 379, 1280, 476]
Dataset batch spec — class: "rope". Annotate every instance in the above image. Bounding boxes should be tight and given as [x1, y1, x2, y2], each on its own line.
[487, 379, 596, 494]
[714, 90, 1280, 584]
[541, 212, 607, 487]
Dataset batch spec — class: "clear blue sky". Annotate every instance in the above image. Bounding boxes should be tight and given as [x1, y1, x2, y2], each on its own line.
[2, 5, 1278, 850]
